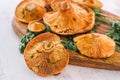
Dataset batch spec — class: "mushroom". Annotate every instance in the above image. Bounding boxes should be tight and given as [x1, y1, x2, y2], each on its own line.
[74, 33, 115, 58]
[45, 0, 54, 7]
[24, 32, 69, 76]
[15, 0, 46, 23]
[28, 21, 46, 32]
[43, 1, 95, 35]
[73, 0, 103, 8]
[33, 0, 53, 7]
[33, 0, 46, 7]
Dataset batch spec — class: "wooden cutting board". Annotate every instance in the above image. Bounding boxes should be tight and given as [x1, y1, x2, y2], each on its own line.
[12, 10, 120, 71]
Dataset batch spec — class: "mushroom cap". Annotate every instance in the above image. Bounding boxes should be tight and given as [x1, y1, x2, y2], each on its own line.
[33, 0, 46, 7]
[73, 0, 103, 8]
[28, 21, 46, 32]
[24, 32, 69, 76]
[15, 0, 46, 23]
[74, 33, 115, 58]
[44, 1, 95, 35]
[33, 0, 53, 7]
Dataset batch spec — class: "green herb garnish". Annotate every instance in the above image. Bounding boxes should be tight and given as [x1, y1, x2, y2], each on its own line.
[93, 8, 107, 17]
[45, 25, 51, 32]
[93, 8, 100, 14]
[61, 36, 78, 52]
[106, 22, 120, 46]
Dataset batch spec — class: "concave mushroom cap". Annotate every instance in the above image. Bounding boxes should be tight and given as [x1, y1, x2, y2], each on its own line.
[43, 1, 95, 35]
[28, 21, 46, 32]
[74, 33, 115, 58]
[15, 0, 46, 23]
[24, 32, 69, 76]
[72, 0, 103, 8]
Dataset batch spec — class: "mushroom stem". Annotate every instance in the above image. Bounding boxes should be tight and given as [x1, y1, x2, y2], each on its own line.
[42, 41, 54, 52]
[59, 1, 71, 11]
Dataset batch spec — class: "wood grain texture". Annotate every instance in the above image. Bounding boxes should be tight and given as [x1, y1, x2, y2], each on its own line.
[12, 10, 120, 70]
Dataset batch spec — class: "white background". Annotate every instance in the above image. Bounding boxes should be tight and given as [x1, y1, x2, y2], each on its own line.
[0, 0, 120, 80]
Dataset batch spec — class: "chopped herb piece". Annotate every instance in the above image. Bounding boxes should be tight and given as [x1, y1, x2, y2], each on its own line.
[45, 25, 51, 32]
[93, 8, 100, 14]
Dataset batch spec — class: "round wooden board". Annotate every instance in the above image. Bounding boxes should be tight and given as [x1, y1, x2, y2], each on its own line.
[12, 10, 120, 71]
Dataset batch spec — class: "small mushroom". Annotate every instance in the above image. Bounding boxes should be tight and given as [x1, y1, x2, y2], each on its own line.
[43, 1, 95, 35]
[73, 0, 103, 8]
[74, 33, 115, 58]
[24, 32, 69, 76]
[15, 0, 46, 23]
[28, 21, 46, 32]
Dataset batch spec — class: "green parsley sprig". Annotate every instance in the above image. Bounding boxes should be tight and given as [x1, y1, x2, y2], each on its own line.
[61, 36, 78, 52]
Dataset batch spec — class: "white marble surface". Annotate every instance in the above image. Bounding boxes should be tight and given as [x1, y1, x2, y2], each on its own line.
[0, 0, 120, 80]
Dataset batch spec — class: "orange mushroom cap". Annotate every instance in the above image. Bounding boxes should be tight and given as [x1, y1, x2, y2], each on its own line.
[15, 0, 46, 23]
[24, 32, 69, 76]
[44, 1, 95, 35]
[32, 0, 46, 7]
[74, 33, 115, 58]
[28, 21, 46, 32]
[45, 0, 54, 7]
[33, 0, 53, 7]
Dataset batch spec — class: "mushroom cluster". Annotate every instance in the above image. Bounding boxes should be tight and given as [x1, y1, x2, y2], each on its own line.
[15, 0, 116, 77]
